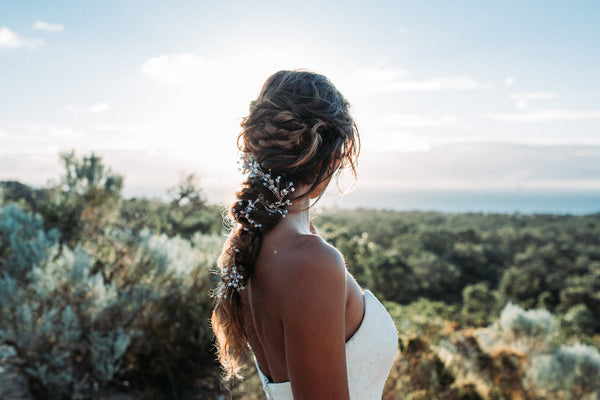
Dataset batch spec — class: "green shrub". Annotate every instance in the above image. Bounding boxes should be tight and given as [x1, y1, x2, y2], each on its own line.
[0, 202, 222, 399]
[461, 283, 498, 326]
[499, 302, 556, 342]
[0, 203, 59, 281]
[0, 203, 125, 397]
[529, 342, 600, 397]
[562, 304, 597, 336]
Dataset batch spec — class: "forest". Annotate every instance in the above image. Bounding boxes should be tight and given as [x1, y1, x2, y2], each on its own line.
[1, 152, 599, 400]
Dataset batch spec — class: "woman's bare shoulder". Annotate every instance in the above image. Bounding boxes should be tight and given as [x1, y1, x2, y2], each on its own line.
[283, 234, 345, 285]
[275, 234, 347, 314]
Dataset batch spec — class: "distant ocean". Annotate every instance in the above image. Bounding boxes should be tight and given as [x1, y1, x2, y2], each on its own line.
[319, 189, 600, 215]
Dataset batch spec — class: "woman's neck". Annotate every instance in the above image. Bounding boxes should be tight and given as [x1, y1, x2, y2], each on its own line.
[276, 195, 312, 235]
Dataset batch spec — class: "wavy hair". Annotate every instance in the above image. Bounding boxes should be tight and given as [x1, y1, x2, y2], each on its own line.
[211, 70, 360, 379]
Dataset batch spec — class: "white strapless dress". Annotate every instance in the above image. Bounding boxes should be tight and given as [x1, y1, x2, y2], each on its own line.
[255, 290, 398, 399]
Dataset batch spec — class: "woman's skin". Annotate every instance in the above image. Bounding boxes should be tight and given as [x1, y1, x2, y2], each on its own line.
[240, 183, 365, 400]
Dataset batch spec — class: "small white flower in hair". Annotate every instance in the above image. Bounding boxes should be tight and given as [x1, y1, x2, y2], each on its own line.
[234, 155, 295, 229]
[222, 264, 245, 291]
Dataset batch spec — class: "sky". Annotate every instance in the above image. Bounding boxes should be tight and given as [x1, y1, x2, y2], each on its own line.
[1, 0, 599, 209]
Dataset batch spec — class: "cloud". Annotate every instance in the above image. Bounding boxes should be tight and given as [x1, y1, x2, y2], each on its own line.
[65, 102, 111, 113]
[32, 21, 64, 32]
[141, 53, 217, 85]
[504, 77, 515, 86]
[392, 76, 491, 91]
[484, 109, 600, 122]
[357, 113, 471, 153]
[344, 65, 408, 94]
[510, 92, 557, 101]
[0, 27, 44, 50]
[139, 51, 270, 125]
[91, 123, 145, 132]
[140, 51, 316, 92]
[358, 143, 600, 191]
[509, 91, 557, 110]
[88, 102, 110, 113]
[0, 27, 21, 48]
[368, 113, 460, 129]
[0, 120, 153, 159]
[343, 65, 491, 95]
[361, 129, 432, 152]
[0, 122, 85, 156]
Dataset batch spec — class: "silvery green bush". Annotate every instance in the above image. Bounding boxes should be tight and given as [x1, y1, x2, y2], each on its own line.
[0, 203, 59, 280]
[0, 203, 126, 397]
[499, 302, 557, 341]
[529, 342, 600, 396]
[0, 202, 221, 399]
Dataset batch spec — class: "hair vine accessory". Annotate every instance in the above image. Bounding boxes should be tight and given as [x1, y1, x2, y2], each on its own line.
[223, 264, 244, 290]
[233, 156, 295, 229]
[217, 245, 245, 298]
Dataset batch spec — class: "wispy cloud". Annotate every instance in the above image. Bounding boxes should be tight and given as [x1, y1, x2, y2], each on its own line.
[509, 91, 557, 110]
[504, 76, 516, 87]
[343, 65, 491, 95]
[368, 113, 460, 129]
[91, 123, 146, 132]
[141, 53, 217, 85]
[484, 109, 600, 122]
[393, 76, 491, 91]
[358, 113, 468, 152]
[0, 27, 44, 50]
[343, 65, 406, 95]
[358, 143, 600, 191]
[88, 102, 110, 113]
[0, 122, 84, 155]
[65, 102, 111, 113]
[32, 21, 64, 32]
[0, 120, 150, 158]
[139, 52, 268, 122]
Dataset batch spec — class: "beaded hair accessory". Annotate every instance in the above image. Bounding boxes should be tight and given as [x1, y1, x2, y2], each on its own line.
[218, 245, 244, 298]
[233, 156, 295, 229]
[217, 157, 296, 298]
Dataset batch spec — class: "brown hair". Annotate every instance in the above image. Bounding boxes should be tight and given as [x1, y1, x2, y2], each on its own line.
[211, 70, 360, 379]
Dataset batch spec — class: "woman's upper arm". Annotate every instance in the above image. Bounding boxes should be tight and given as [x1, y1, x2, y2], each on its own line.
[280, 240, 349, 400]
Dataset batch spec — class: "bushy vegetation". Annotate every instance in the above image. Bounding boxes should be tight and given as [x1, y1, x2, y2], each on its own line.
[1, 153, 224, 399]
[316, 208, 600, 332]
[1, 152, 599, 399]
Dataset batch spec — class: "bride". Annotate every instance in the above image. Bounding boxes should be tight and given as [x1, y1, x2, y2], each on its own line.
[211, 70, 398, 399]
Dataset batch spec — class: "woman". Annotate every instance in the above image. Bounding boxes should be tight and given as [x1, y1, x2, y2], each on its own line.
[211, 70, 398, 399]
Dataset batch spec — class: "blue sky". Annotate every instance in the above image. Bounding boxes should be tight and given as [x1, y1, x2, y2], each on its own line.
[1, 1, 599, 204]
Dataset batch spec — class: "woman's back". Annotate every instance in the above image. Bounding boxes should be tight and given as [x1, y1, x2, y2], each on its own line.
[252, 290, 398, 400]
[242, 221, 366, 388]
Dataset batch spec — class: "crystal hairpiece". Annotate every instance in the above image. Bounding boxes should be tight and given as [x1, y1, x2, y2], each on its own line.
[219, 158, 295, 297]
[217, 267, 243, 298]
[222, 264, 244, 290]
[218, 245, 244, 298]
[233, 156, 295, 229]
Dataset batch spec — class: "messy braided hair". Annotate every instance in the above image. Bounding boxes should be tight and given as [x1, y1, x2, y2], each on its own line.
[211, 70, 360, 379]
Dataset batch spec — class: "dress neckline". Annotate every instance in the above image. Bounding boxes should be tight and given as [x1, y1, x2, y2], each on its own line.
[255, 290, 373, 386]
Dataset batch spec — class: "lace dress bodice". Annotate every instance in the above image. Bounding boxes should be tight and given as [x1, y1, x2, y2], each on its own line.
[255, 290, 398, 399]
